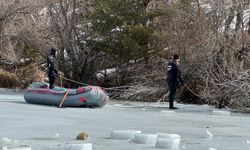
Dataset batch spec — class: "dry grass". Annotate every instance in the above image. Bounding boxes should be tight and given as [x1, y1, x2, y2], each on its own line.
[0, 69, 19, 88]
[16, 64, 45, 88]
[118, 85, 167, 102]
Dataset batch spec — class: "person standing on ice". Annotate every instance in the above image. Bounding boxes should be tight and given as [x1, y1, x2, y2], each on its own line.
[47, 48, 59, 89]
[166, 54, 184, 109]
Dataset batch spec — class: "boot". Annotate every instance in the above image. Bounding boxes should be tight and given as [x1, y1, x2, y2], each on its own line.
[169, 106, 178, 109]
[169, 101, 178, 109]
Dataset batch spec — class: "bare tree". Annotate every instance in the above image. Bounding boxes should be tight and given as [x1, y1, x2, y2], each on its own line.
[45, 0, 102, 85]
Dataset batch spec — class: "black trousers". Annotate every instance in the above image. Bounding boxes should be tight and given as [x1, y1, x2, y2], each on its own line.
[49, 76, 56, 89]
[167, 81, 177, 108]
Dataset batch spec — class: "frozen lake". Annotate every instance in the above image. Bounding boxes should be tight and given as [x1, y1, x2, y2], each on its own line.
[0, 91, 250, 150]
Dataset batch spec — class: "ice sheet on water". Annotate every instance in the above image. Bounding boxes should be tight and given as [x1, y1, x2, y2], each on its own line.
[2, 92, 250, 150]
[155, 138, 180, 149]
[53, 133, 60, 138]
[110, 130, 141, 140]
[155, 133, 181, 149]
[8, 147, 31, 150]
[156, 133, 180, 139]
[206, 130, 214, 138]
[212, 110, 231, 116]
[247, 140, 250, 144]
[0, 137, 93, 150]
[0, 94, 23, 101]
[147, 102, 168, 108]
[0, 146, 31, 150]
[242, 140, 250, 144]
[160, 110, 176, 115]
[64, 143, 92, 150]
[133, 133, 157, 144]
[2, 138, 12, 143]
[2, 146, 8, 150]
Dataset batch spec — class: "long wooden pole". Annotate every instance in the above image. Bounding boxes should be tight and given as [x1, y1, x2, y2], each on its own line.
[59, 89, 70, 108]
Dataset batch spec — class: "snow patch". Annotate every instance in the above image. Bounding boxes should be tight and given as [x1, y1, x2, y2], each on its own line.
[13, 140, 19, 144]
[99, 68, 116, 75]
[212, 110, 231, 116]
[148, 102, 169, 108]
[54, 133, 60, 138]
[219, 9, 250, 32]
[160, 110, 176, 115]
[242, 140, 250, 144]
[2, 147, 8, 150]
[206, 129, 214, 138]
[133, 133, 157, 144]
[209, 148, 217, 150]
[2, 137, 12, 143]
[247, 140, 250, 144]
[110, 130, 141, 140]
[39, 7, 48, 15]
[8, 147, 31, 150]
[64, 143, 92, 150]
[1, 147, 31, 150]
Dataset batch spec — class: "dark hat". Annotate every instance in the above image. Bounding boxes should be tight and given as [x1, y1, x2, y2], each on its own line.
[173, 54, 179, 60]
[50, 48, 56, 53]
[50, 48, 57, 57]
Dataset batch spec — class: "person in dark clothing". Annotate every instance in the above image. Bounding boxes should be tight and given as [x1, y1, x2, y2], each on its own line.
[47, 48, 59, 89]
[166, 54, 184, 109]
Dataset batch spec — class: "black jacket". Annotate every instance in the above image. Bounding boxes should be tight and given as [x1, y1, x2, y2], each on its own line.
[166, 60, 184, 85]
[47, 54, 58, 78]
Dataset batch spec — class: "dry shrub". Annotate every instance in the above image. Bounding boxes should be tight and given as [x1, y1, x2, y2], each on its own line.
[181, 51, 250, 110]
[33, 69, 45, 82]
[119, 86, 167, 102]
[16, 64, 45, 88]
[107, 57, 168, 102]
[0, 69, 19, 88]
[205, 69, 250, 109]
